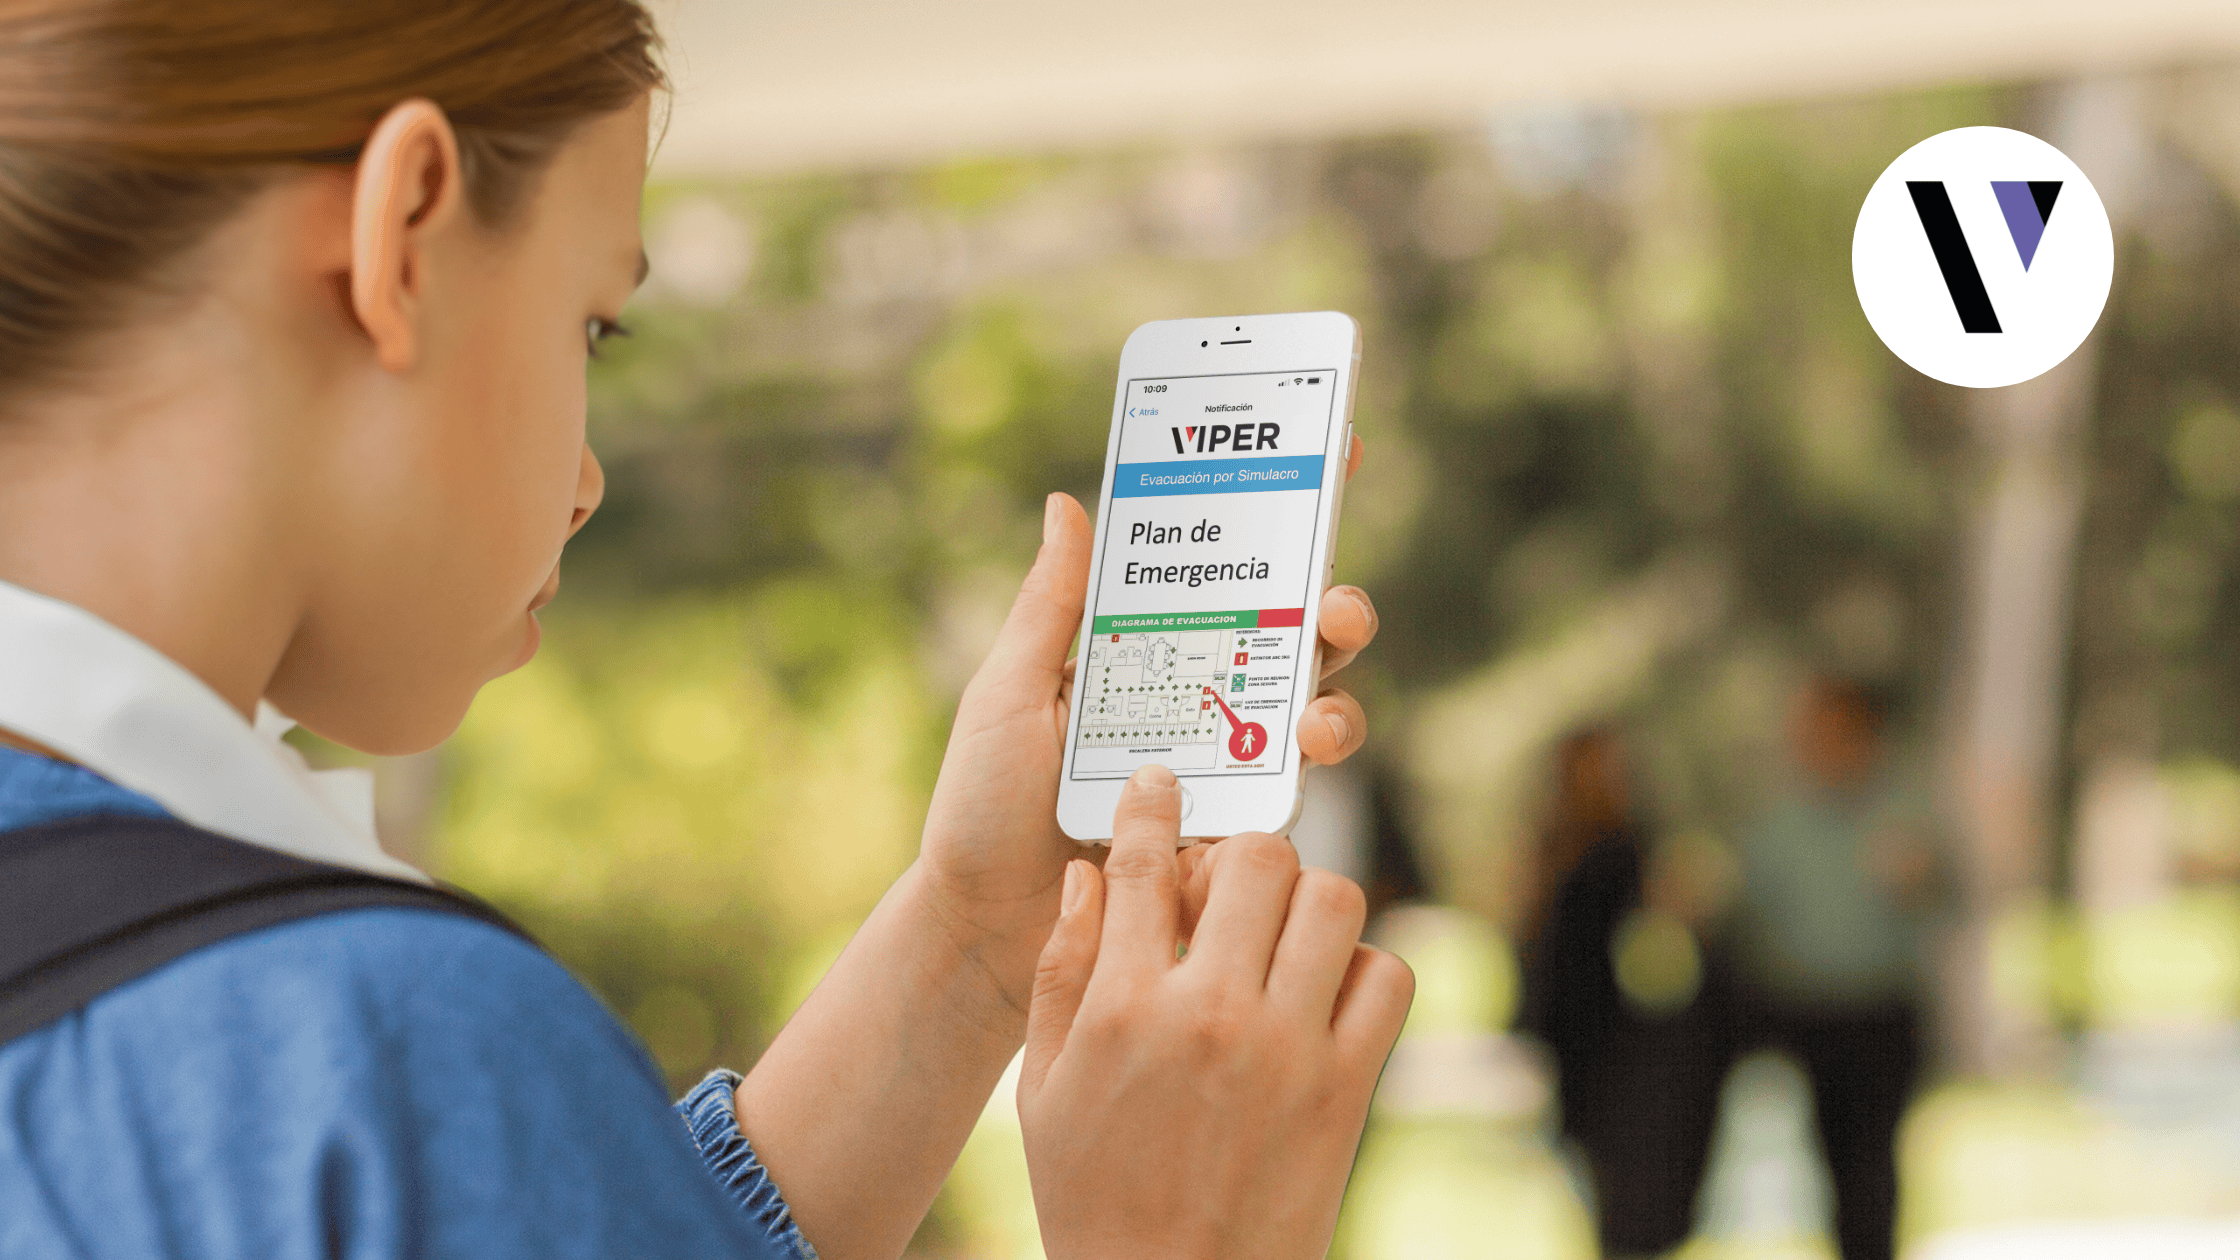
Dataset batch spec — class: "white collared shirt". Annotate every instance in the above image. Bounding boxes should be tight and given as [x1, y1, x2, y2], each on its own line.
[0, 578, 428, 883]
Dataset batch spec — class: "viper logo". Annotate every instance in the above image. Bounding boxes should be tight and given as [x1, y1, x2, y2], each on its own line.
[1170, 423, 1279, 454]
[1906, 179, 2063, 334]
[1850, 126, 2111, 388]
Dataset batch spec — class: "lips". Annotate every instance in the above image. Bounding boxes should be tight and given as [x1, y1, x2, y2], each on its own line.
[528, 568, 560, 612]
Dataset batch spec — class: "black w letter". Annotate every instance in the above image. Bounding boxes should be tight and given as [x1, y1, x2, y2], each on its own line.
[1906, 181, 2001, 334]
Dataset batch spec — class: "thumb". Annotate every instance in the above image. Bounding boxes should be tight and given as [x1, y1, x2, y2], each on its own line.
[971, 493, 1091, 709]
[1022, 858, 1103, 1098]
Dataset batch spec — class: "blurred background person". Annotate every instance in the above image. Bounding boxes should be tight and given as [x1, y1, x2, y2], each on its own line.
[1725, 674, 1942, 1260]
[1519, 726, 1730, 1259]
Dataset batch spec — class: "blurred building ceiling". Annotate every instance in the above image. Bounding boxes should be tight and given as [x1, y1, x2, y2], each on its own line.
[649, 0, 2240, 174]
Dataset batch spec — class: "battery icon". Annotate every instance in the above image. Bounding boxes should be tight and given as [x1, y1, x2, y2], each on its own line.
[1307, 376, 1322, 383]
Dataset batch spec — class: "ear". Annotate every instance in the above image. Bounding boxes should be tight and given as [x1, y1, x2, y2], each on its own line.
[349, 99, 467, 373]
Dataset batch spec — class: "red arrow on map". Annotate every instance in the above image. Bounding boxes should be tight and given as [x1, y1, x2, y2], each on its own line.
[1203, 687, 1270, 763]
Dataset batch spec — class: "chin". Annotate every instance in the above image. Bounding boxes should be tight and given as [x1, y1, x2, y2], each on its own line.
[297, 701, 472, 759]
[268, 617, 530, 756]
[269, 670, 479, 758]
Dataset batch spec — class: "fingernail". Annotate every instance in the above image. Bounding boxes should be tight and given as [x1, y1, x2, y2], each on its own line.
[1136, 763, 1177, 793]
[1349, 589, 1377, 634]
[1324, 710, 1352, 750]
[1061, 860, 1085, 915]
[1042, 493, 1062, 545]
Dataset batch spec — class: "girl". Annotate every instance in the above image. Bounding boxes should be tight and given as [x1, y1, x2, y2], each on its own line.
[0, 3, 1413, 1259]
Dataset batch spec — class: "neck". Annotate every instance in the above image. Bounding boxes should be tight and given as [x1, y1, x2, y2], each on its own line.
[0, 325, 318, 724]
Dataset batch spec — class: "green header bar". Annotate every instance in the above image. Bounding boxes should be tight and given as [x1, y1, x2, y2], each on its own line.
[1092, 609, 1258, 635]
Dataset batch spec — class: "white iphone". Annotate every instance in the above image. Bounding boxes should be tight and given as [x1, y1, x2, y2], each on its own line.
[1056, 311, 1361, 842]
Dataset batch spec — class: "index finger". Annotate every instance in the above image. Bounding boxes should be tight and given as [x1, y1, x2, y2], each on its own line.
[1091, 764, 1186, 983]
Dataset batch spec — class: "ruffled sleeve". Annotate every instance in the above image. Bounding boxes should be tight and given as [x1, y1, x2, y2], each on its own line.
[676, 1068, 819, 1260]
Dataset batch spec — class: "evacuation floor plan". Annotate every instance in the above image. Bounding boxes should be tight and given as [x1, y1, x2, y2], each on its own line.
[1076, 629, 1232, 748]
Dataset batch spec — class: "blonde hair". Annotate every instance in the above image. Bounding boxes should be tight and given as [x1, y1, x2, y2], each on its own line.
[0, 0, 663, 395]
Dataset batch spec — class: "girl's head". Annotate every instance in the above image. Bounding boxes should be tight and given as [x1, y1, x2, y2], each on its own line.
[0, 0, 663, 755]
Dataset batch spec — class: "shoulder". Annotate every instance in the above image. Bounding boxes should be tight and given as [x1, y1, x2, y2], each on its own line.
[77, 905, 656, 1088]
[4, 906, 665, 1123]
[0, 908, 764, 1258]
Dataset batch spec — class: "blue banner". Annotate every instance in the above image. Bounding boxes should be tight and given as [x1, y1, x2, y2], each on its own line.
[1111, 456, 1325, 498]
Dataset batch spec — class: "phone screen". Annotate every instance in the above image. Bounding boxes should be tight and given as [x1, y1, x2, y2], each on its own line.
[1071, 367, 1340, 781]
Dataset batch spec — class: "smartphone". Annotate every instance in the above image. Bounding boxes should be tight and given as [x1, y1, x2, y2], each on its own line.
[1056, 311, 1361, 842]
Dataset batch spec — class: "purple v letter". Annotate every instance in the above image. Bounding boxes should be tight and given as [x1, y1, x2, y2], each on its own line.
[1991, 181, 2062, 270]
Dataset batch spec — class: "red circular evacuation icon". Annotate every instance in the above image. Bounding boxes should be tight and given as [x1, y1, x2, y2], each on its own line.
[1226, 720, 1268, 762]
[1202, 686, 1270, 762]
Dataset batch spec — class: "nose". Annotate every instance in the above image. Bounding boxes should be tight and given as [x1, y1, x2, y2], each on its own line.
[568, 443, 605, 539]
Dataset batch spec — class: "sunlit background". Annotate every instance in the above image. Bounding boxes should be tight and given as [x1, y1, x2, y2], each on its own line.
[335, 3, 2240, 1256]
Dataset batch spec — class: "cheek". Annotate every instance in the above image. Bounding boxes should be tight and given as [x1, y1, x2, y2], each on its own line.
[290, 285, 591, 749]
[419, 321, 588, 612]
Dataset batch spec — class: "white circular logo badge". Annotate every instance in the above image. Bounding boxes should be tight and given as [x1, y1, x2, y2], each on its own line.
[1852, 126, 2113, 389]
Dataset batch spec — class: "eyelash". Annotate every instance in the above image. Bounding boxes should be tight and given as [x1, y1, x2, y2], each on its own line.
[585, 317, 631, 359]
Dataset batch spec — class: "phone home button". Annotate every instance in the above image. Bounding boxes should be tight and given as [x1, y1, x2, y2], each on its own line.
[1177, 784, 1194, 821]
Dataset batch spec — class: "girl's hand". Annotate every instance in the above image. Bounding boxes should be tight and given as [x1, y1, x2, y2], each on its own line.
[1018, 765, 1415, 1260]
[912, 438, 1378, 1024]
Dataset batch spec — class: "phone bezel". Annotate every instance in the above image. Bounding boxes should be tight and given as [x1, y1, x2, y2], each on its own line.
[1055, 311, 1361, 842]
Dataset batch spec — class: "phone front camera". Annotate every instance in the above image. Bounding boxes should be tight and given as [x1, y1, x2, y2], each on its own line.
[1200, 340, 1207, 347]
